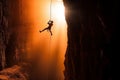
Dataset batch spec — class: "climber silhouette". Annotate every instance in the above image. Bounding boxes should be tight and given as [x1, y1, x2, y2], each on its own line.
[39, 20, 53, 36]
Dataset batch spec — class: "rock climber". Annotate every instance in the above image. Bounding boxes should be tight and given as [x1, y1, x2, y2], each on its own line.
[39, 20, 53, 36]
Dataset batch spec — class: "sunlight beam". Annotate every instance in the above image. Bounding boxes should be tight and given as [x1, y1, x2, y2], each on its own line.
[51, 1, 65, 22]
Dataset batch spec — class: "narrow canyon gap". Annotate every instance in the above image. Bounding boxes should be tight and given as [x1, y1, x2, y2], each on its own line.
[0, 0, 118, 80]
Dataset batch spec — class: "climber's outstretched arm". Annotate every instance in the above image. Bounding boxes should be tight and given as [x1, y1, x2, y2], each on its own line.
[40, 27, 48, 33]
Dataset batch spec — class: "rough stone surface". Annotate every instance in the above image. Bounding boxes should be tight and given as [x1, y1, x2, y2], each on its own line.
[0, 65, 28, 80]
[63, 0, 117, 80]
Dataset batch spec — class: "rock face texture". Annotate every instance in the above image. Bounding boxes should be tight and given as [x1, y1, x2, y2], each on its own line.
[0, 0, 20, 69]
[0, 0, 9, 70]
[0, 0, 29, 69]
[63, 0, 117, 80]
[0, 65, 28, 80]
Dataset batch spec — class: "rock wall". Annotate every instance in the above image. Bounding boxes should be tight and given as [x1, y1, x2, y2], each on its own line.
[0, 0, 9, 70]
[63, 0, 117, 80]
[0, 65, 28, 80]
[0, 0, 29, 69]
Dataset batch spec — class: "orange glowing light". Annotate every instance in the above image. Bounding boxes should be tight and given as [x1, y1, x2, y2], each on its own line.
[22, 0, 67, 79]
[52, 2, 65, 21]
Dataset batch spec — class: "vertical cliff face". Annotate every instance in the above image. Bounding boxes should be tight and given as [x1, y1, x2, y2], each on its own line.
[63, 0, 117, 80]
[0, 0, 29, 69]
[0, 0, 9, 70]
[0, 0, 21, 68]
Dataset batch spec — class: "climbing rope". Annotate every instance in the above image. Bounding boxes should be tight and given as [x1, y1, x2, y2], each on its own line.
[50, 0, 52, 20]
